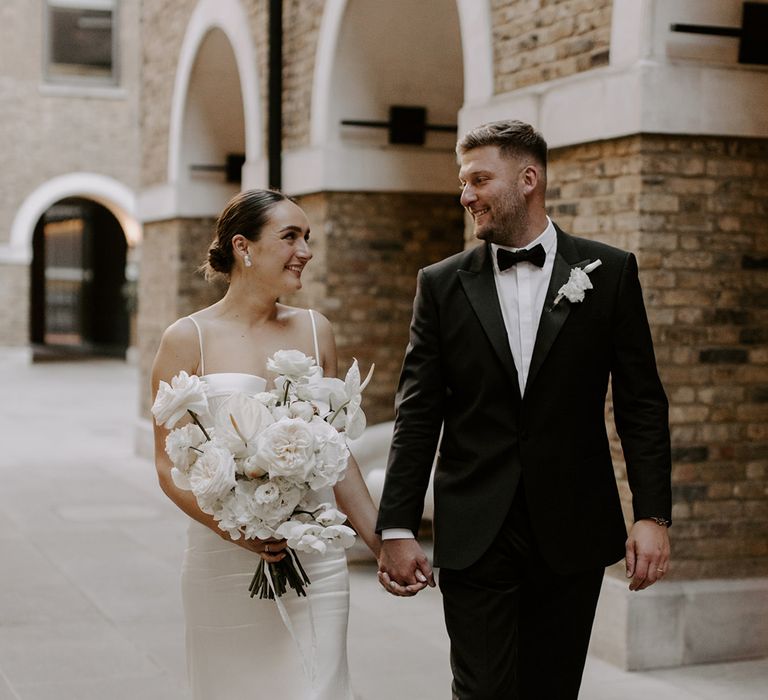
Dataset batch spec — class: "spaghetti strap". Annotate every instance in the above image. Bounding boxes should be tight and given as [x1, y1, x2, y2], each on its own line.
[187, 315, 205, 376]
[308, 309, 321, 364]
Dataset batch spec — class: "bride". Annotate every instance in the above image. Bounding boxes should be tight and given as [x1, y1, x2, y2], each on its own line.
[151, 189, 381, 699]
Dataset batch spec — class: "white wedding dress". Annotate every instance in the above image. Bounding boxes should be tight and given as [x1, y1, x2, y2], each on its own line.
[181, 312, 353, 700]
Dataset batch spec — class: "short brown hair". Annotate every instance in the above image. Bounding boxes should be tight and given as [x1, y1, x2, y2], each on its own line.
[456, 120, 548, 169]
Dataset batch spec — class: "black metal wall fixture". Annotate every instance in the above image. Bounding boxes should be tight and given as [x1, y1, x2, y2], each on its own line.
[670, 1, 768, 65]
[341, 105, 456, 146]
[189, 153, 246, 183]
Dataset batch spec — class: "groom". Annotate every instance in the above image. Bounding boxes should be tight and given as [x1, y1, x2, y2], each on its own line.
[376, 120, 672, 699]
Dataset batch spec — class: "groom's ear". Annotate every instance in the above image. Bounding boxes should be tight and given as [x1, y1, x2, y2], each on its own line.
[521, 164, 540, 196]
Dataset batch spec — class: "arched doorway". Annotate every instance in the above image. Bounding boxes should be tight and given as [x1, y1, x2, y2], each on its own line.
[30, 197, 130, 358]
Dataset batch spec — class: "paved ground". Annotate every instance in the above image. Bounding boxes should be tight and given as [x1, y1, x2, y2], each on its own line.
[1, 351, 766, 699]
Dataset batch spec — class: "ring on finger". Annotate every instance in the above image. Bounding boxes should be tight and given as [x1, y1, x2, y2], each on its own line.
[656, 568, 664, 573]
[265, 544, 271, 554]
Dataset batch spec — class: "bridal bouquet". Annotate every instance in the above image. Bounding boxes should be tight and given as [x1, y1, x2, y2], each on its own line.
[151, 350, 373, 599]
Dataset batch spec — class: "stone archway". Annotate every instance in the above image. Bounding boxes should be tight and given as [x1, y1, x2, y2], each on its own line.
[30, 197, 131, 359]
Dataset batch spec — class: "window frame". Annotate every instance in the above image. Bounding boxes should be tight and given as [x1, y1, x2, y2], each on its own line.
[42, 0, 120, 87]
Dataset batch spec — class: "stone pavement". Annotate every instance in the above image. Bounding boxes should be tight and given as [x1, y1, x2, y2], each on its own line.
[1, 351, 766, 699]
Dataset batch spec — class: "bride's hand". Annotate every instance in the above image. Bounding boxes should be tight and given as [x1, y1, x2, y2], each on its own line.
[226, 533, 288, 563]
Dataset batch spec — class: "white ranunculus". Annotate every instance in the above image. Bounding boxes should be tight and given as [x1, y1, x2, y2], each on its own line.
[267, 350, 318, 380]
[254, 481, 280, 505]
[213, 392, 274, 458]
[188, 443, 237, 513]
[252, 477, 305, 528]
[256, 417, 316, 482]
[215, 480, 260, 539]
[315, 507, 348, 527]
[290, 400, 315, 422]
[151, 371, 209, 429]
[307, 417, 350, 489]
[321, 524, 356, 549]
[165, 423, 206, 469]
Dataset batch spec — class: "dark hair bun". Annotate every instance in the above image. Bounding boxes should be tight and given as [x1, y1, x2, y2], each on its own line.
[207, 243, 232, 274]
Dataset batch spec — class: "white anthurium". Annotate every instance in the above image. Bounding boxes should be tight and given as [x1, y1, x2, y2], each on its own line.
[213, 392, 274, 459]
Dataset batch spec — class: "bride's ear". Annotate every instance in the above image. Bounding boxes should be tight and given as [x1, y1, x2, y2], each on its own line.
[231, 234, 249, 257]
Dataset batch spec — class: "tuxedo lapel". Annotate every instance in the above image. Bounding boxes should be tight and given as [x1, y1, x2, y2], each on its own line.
[525, 229, 587, 396]
[458, 245, 521, 395]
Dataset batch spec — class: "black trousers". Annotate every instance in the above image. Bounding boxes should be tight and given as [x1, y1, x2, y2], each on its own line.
[439, 487, 605, 700]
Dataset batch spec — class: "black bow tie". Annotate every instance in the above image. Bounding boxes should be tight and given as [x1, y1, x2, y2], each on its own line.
[497, 243, 546, 270]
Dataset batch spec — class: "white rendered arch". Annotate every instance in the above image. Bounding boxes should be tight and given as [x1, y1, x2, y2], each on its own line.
[290, 0, 481, 195]
[167, 0, 263, 196]
[310, 0, 493, 148]
[5, 173, 138, 265]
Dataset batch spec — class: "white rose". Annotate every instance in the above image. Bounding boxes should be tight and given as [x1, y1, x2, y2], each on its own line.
[188, 444, 237, 513]
[307, 417, 350, 489]
[170, 467, 191, 490]
[267, 350, 318, 380]
[242, 454, 267, 478]
[151, 371, 209, 429]
[164, 423, 206, 469]
[315, 507, 348, 527]
[213, 392, 274, 458]
[321, 524, 356, 549]
[256, 417, 316, 482]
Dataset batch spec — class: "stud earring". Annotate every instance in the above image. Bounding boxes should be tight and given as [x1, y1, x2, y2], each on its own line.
[243, 253, 252, 268]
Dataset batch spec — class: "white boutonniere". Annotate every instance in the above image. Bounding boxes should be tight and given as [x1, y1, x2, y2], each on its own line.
[552, 259, 602, 308]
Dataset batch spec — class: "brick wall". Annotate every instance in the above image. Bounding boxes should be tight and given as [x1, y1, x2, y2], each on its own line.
[137, 217, 223, 417]
[492, 0, 612, 93]
[283, 0, 325, 150]
[547, 134, 768, 579]
[286, 192, 466, 424]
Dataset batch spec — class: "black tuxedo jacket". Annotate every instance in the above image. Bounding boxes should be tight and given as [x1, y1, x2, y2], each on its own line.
[376, 226, 672, 573]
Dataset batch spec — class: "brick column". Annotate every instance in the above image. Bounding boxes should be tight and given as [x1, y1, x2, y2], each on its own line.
[547, 134, 768, 668]
[285, 191, 466, 424]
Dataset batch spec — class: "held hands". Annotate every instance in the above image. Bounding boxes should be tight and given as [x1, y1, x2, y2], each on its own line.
[625, 519, 671, 591]
[377, 538, 436, 597]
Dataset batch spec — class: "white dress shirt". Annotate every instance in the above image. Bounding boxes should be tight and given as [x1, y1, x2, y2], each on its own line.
[491, 217, 557, 394]
[382, 218, 558, 540]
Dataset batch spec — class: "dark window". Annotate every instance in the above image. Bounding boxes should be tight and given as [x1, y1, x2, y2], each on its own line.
[45, 2, 117, 84]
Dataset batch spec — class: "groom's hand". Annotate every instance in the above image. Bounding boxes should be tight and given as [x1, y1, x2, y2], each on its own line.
[377, 539, 435, 597]
[625, 519, 671, 591]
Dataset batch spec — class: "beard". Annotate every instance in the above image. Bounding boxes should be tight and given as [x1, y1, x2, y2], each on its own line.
[473, 188, 529, 247]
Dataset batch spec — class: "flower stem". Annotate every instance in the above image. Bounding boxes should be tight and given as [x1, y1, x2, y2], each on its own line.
[187, 410, 210, 441]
